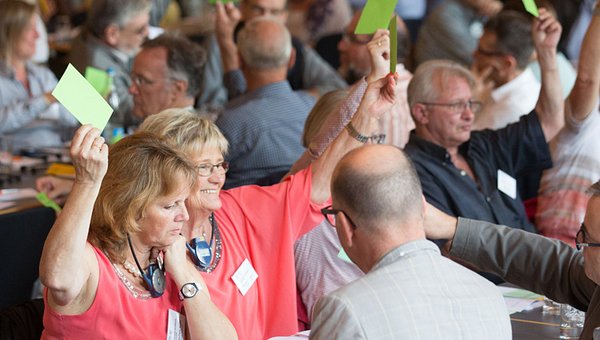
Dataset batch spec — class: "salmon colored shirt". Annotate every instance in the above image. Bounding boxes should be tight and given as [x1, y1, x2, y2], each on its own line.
[204, 166, 327, 339]
[42, 246, 182, 339]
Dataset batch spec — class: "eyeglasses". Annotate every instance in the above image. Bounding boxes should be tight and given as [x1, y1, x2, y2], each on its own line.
[131, 74, 156, 87]
[197, 161, 229, 177]
[321, 205, 357, 229]
[197, 162, 229, 177]
[421, 100, 484, 114]
[341, 32, 372, 45]
[575, 223, 600, 250]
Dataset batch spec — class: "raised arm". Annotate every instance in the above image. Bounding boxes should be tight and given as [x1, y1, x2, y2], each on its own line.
[310, 72, 401, 203]
[215, 2, 242, 76]
[533, 8, 564, 141]
[39, 125, 108, 307]
[565, 3, 600, 121]
[286, 29, 392, 176]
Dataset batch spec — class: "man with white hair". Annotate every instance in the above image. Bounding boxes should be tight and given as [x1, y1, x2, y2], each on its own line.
[215, 17, 315, 189]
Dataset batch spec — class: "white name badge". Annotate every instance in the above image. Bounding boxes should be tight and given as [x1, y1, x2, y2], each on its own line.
[167, 309, 185, 340]
[231, 258, 258, 296]
[497, 169, 517, 200]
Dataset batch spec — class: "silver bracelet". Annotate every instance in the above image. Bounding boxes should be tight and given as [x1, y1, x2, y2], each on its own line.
[345, 122, 386, 144]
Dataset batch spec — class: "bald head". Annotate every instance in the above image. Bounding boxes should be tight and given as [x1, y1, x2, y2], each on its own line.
[331, 145, 423, 231]
[237, 17, 292, 71]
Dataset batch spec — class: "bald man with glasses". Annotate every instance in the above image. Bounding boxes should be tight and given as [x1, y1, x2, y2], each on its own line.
[310, 145, 511, 339]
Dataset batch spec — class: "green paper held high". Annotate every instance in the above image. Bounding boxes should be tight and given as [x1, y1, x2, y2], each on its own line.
[522, 0, 539, 17]
[52, 64, 114, 131]
[389, 16, 397, 74]
[354, 0, 397, 34]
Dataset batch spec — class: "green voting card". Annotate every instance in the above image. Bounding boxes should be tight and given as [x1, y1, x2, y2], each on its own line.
[52, 64, 113, 131]
[355, 0, 397, 34]
[389, 16, 397, 74]
[338, 248, 353, 263]
[35, 192, 62, 212]
[84, 67, 110, 97]
[522, 0, 539, 17]
[209, 0, 238, 5]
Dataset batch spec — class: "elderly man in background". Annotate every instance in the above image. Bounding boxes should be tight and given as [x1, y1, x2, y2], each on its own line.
[207, 0, 346, 105]
[129, 34, 213, 120]
[69, 0, 150, 128]
[310, 145, 511, 339]
[37, 34, 209, 199]
[404, 9, 563, 242]
[215, 17, 314, 189]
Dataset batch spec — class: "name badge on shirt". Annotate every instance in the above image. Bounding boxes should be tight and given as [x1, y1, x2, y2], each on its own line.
[497, 169, 517, 200]
[167, 309, 185, 340]
[231, 258, 258, 296]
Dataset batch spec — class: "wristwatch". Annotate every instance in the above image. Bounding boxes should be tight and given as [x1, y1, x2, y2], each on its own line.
[179, 282, 199, 300]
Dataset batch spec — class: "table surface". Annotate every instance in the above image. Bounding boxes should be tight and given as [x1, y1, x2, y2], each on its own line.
[511, 307, 562, 339]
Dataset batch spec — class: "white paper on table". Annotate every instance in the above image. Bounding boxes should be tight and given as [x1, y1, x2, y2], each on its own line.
[497, 286, 544, 314]
[0, 188, 38, 201]
[268, 330, 310, 339]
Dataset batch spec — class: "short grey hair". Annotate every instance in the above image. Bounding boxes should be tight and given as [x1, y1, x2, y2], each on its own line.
[141, 34, 207, 98]
[87, 0, 151, 38]
[332, 147, 423, 230]
[237, 17, 292, 70]
[407, 60, 476, 109]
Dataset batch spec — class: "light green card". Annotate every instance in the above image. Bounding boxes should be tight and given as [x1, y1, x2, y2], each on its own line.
[389, 16, 397, 74]
[208, 0, 238, 5]
[84, 66, 110, 97]
[52, 64, 113, 131]
[522, 0, 539, 17]
[35, 192, 62, 212]
[337, 248, 353, 263]
[503, 289, 543, 300]
[354, 0, 397, 34]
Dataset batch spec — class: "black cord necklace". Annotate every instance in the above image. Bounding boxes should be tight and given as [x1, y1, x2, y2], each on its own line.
[127, 234, 165, 297]
[186, 213, 222, 273]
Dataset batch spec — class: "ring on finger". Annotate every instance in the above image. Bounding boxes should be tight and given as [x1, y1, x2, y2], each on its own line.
[377, 41, 382, 47]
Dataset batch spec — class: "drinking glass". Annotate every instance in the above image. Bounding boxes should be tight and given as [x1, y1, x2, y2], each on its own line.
[560, 304, 585, 339]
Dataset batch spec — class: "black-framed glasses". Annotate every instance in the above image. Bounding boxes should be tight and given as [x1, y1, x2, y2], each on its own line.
[575, 223, 600, 250]
[421, 99, 484, 115]
[321, 205, 357, 229]
[197, 161, 229, 177]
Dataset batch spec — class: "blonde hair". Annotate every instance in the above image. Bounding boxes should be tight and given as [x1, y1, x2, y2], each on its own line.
[0, 0, 36, 63]
[138, 108, 229, 157]
[302, 90, 348, 147]
[89, 132, 197, 263]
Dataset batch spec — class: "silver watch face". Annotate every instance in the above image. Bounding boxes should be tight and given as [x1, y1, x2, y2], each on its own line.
[182, 283, 198, 298]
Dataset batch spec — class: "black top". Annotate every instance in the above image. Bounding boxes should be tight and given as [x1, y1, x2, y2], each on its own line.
[405, 112, 552, 233]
